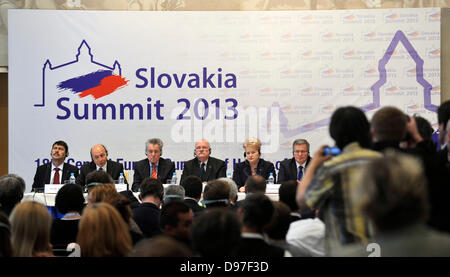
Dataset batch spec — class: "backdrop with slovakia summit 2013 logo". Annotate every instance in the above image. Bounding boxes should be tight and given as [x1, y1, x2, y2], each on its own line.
[8, 8, 441, 192]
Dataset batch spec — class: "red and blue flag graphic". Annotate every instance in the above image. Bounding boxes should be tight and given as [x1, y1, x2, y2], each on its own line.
[57, 69, 128, 99]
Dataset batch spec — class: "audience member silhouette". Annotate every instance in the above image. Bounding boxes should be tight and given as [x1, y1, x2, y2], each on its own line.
[0, 211, 12, 257]
[0, 174, 25, 216]
[191, 209, 242, 257]
[371, 106, 450, 234]
[10, 201, 53, 257]
[334, 151, 450, 257]
[160, 201, 194, 251]
[279, 180, 315, 222]
[88, 183, 144, 245]
[236, 193, 286, 257]
[132, 177, 164, 238]
[128, 236, 191, 257]
[202, 180, 231, 209]
[50, 183, 85, 247]
[77, 202, 132, 257]
[163, 184, 185, 205]
[297, 106, 381, 253]
[234, 175, 266, 209]
[180, 175, 205, 216]
[264, 201, 309, 257]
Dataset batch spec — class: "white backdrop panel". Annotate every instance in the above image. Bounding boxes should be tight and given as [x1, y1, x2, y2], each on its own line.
[8, 9, 441, 192]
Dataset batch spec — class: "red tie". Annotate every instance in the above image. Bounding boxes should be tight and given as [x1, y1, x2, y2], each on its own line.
[151, 163, 157, 179]
[54, 168, 60, 184]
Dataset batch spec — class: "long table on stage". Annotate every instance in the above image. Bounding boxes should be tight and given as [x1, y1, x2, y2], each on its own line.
[23, 192, 279, 207]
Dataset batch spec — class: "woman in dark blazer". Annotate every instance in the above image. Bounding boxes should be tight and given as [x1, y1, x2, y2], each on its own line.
[232, 138, 276, 191]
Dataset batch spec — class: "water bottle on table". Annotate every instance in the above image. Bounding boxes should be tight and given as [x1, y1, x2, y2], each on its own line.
[170, 172, 177, 184]
[69, 173, 76, 184]
[267, 172, 274, 185]
[118, 173, 125, 184]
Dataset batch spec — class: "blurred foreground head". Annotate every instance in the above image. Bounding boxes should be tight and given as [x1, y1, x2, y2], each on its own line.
[355, 150, 428, 232]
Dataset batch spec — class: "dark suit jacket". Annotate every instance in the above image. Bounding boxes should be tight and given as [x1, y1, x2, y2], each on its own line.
[32, 162, 80, 191]
[277, 156, 311, 184]
[180, 157, 226, 185]
[132, 202, 162, 238]
[184, 198, 205, 216]
[132, 158, 175, 192]
[232, 159, 276, 189]
[236, 237, 285, 257]
[75, 160, 126, 188]
[50, 219, 79, 247]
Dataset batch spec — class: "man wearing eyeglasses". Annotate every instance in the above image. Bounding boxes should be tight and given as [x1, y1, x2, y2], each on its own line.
[180, 139, 226, 185]
[277, 139, 312, 184]
[132, 138, 175, 192]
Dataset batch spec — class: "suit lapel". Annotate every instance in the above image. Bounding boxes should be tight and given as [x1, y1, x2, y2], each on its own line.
[106, 160, 113, 176]
[90, 162, 97, 172]
[193, 158, 202, 178]
[143, 160, 150, 178]
[157, 159, 165, 181]
[305, 156, 311, 172]
[44, 163, 52, 184]
[290, 158, 298, 180]
[61, 163, 69, 183]
[206, 159, 214, 180]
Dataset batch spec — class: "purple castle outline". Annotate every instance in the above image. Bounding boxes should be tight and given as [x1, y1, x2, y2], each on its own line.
[274, 30, 438, 138]
[36, 40, 122, 107]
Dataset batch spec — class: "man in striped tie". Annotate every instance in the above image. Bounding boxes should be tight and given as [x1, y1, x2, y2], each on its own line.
[132, 138, 176, 192]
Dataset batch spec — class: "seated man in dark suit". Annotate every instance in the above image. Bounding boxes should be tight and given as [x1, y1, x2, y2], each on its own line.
[76, 144, 126, 189]
[235, 193, 286, 257]
[132, 177, 164, 238]
[277, 139, 311, 184]
[132, 138, 175, 192]
[180, 139, 226, 185]
[180, 175, 205, 216]
[32, 140, 79, 191]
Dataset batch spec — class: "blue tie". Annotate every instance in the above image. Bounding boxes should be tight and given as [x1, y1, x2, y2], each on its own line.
[298, 165, 303, 180]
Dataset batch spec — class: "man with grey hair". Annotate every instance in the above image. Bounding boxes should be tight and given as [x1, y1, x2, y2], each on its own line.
[163, 185, 185, 205]
[0, 174, 26, 216]
[277, 139, 312, 184]
[132, 138, 175, 192]
[180, 139, 226, 185]
[218, 177, 238, 205]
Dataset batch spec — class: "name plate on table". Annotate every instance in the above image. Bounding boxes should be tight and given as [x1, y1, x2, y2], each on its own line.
[266, 184, 280, 194]
[44, 184, 63, 194]
[115, 184, 127, 192]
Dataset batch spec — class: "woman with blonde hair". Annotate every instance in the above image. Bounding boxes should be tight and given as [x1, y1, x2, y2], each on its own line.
[77, 202, 132, 257]
[232, 138, 276, 190]
[10, 201, 53, 257]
